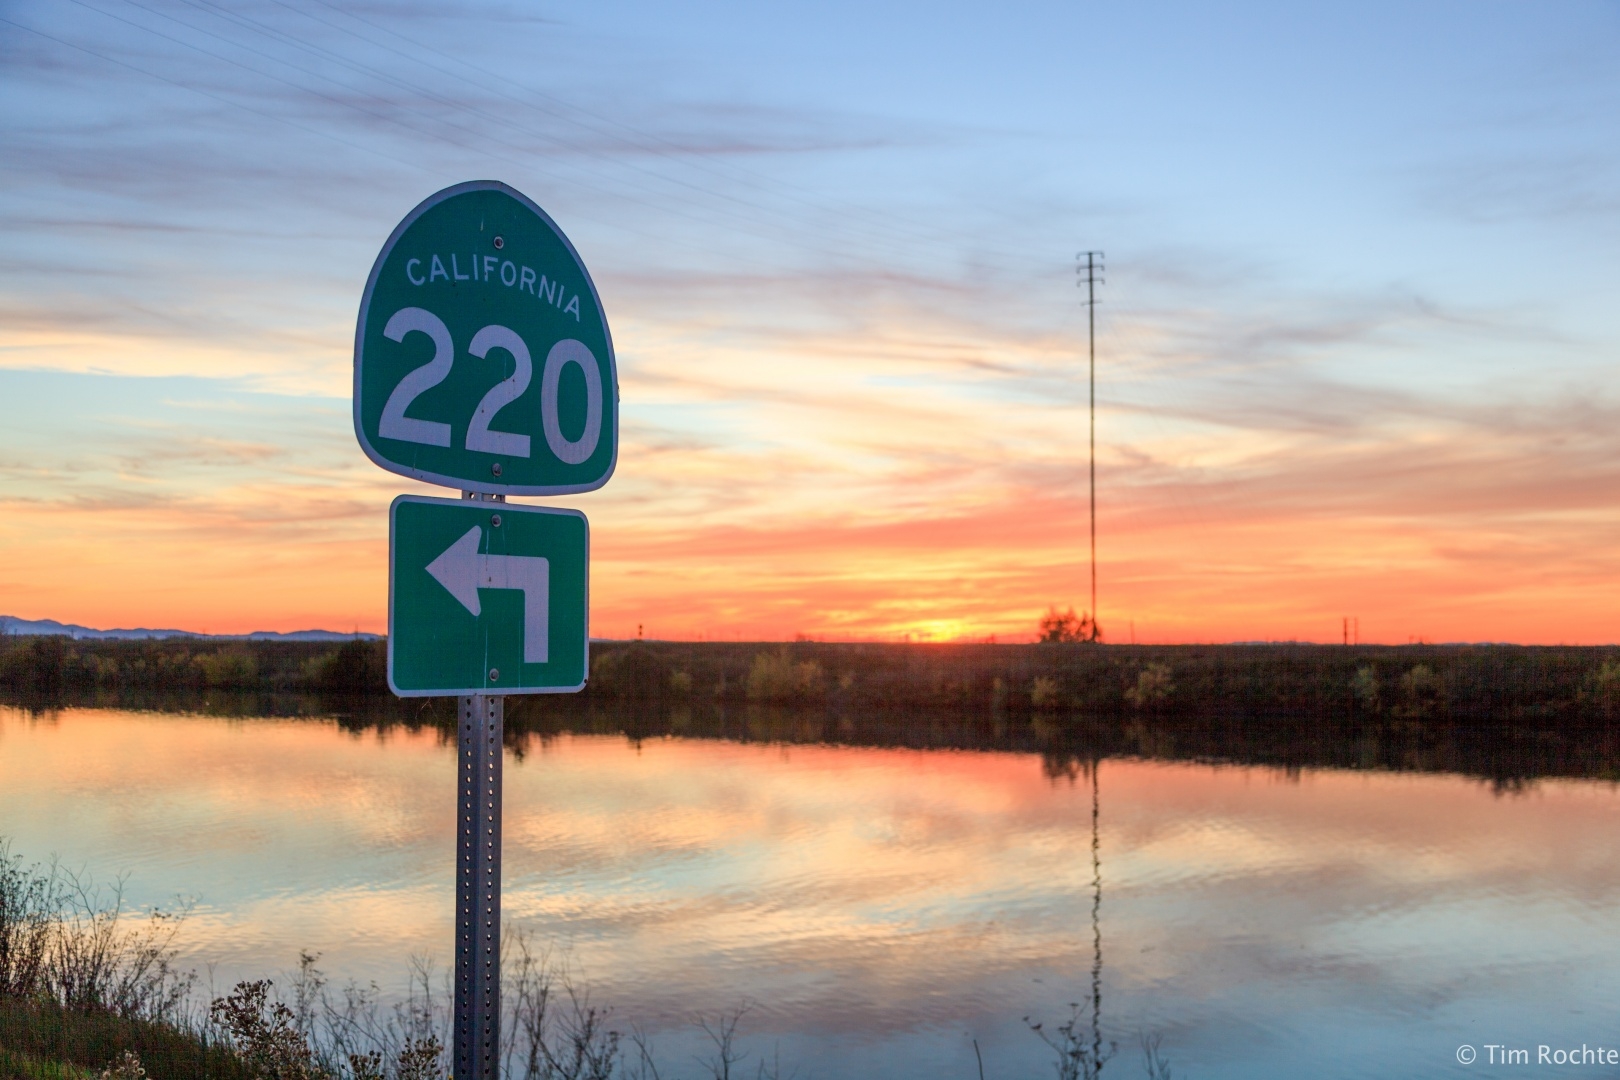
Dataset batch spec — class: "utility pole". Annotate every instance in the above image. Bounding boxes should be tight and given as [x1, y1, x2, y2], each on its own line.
[1089, 757, 1103, 1070]
[1077, 252, 1105, 641]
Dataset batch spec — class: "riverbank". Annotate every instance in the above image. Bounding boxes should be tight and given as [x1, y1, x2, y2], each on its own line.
[1, 835, 1131, 1080]
[0, 998, 243, 1080]
[0, 841, 245, 1080]
[5, 635, 1619, 721]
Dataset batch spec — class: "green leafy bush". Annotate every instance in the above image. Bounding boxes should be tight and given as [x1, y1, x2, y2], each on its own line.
[745, 650, 823, 703]
[1125, 663, 1174, 708]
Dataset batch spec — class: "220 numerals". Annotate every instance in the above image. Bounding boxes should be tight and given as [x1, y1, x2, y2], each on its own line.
[376, 306, 603, 465]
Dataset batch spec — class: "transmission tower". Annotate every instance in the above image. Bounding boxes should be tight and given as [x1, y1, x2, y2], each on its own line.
[1077, 251, 1104, 640]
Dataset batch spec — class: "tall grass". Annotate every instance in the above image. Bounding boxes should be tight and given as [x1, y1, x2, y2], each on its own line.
[0, 841, 237, 1080]
[0, 843, 194, 1024]
[0, 842, 798, 1080]
[2, 839, 1185, 1079]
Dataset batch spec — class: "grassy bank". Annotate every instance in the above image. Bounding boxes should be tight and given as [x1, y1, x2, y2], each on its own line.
[0, 839, 446, 1080]
[0, 998, 244, 1080]
[2, 836, 1162, 1080]
[0, 841, 245, 1080]
[6, 635, 1619, 722]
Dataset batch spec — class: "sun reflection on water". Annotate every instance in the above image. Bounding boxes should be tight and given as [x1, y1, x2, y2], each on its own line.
[3, 705, 1619, 1078]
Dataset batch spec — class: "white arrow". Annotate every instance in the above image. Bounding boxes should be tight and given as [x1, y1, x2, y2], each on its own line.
[425, 525, 550, 664]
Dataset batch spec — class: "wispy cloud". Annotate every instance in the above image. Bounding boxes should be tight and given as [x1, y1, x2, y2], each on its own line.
[1, 0, 1617, 640]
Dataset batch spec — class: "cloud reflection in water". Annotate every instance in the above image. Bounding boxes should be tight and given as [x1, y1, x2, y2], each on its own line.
[2, 706, 1618, 1078]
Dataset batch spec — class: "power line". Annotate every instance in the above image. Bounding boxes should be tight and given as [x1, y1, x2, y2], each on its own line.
[1077, 251, 1104, 641]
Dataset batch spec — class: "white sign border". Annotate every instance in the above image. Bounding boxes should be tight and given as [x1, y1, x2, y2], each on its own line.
[355, 180, 619, 496]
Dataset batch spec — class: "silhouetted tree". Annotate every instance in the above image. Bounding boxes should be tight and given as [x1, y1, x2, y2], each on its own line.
[317, 639, 387, 695]
[1038, 607, 1100, 643]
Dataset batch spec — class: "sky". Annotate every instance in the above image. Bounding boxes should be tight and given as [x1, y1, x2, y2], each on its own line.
[1, 0, 1618, 643]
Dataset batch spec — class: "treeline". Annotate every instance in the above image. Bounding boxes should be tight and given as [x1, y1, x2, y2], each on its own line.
[583, 640, 1620, 721]
[0, 636, 383, 698]
[6, 635, 1620, 722]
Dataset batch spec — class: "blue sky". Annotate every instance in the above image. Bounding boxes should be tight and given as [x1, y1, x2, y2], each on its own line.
[2, 0, 1618, 640]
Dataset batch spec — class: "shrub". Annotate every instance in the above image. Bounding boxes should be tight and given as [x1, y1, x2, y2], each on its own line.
[0, 841, 56, 998]
[1124, 663, 1174, 709]
[745, 651, 823, 703]
[1030, 677, 1061, 709]
[100, 1050, 146, 1080]
[316, 642, 386, 696]
[1351, 666, 1381, 713]
[196, 651, 258, 690]
[1592, 660, 1620, 713]
[1397, 664, 1446, 716]
[588, 646, 668, 702]
[209, 981, 325, 1080]
[1038, 607, 1098, 644]
[1, 637, 71, 693]
[1025, 1003, 1116, 1080]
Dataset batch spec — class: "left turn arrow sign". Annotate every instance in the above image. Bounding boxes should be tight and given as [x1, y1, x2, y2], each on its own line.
[425, 525, 551, 664]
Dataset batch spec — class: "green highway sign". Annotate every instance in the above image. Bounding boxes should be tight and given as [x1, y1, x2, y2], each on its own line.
[355, 181, 617, 496]
[388, 495, 589, 696]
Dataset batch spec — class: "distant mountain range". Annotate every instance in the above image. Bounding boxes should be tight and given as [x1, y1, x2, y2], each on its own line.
[0, 616, 380, 642]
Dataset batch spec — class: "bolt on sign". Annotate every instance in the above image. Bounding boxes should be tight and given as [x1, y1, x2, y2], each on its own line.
[354, 180, 618, 495]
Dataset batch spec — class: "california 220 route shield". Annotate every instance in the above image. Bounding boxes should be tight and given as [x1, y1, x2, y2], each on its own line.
[354, 181, 618, 496]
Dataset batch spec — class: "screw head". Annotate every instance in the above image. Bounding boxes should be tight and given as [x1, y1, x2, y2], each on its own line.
[492, 235, 504, 250]
[490, 514, 502, 527]
[489, 668, 499, 681]
[491, 462, 502, 477]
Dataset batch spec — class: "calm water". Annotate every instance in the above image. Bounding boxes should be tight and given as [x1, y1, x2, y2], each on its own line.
[3, 704, 1620, 1078]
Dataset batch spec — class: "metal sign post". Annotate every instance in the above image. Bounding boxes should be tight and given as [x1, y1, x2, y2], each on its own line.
[455, 692, 503, 1080]
[354, 181, 615, 1080]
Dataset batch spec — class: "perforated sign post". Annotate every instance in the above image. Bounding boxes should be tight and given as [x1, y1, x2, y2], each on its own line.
[356, 181, 614, 1080]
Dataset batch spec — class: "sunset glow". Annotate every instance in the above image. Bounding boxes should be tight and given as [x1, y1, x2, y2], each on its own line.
[2, 2, 1617, 642]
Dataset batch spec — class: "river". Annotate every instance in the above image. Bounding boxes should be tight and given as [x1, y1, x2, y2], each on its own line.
[3, 703, 1618, 1078]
